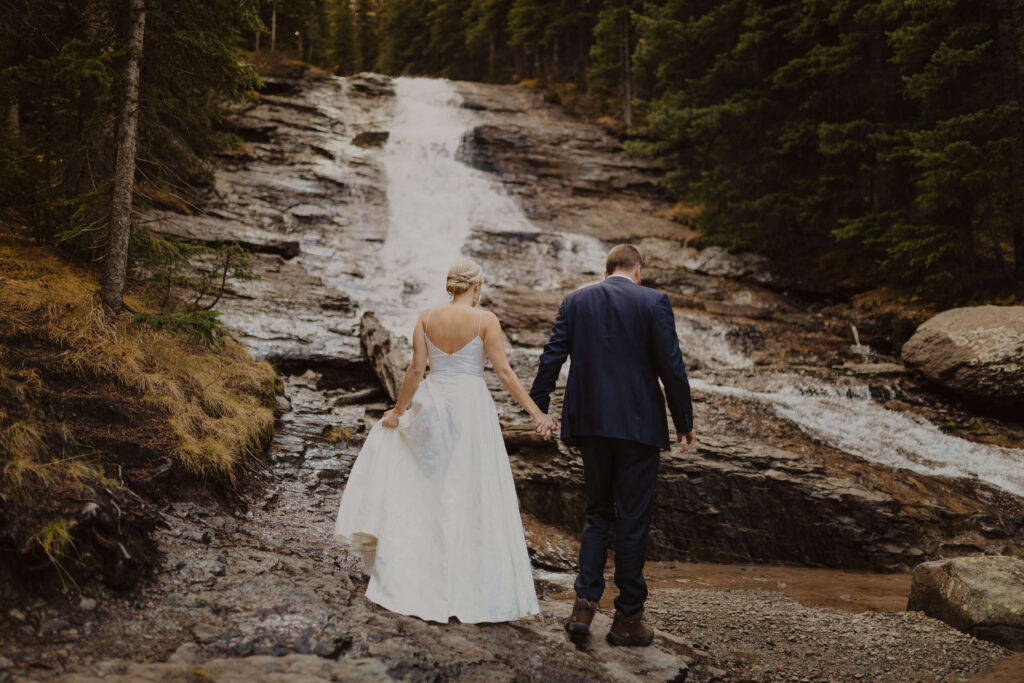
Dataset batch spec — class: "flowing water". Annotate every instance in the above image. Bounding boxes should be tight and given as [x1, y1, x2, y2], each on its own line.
[311, 77, 608, 337]
[324, 77, 1024, 500]
[680, 312, 1024, 497]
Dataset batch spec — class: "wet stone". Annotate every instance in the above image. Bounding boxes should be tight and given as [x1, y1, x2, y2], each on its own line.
[40, 618, 71, 635]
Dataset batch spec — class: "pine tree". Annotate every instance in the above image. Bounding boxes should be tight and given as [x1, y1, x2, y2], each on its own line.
[101, 0, 146, 313]
[590, 0, 640, 124]
[326, 0, 358, 73]
[464, 0, 514, 79]
[428, 0, 473, 78]
[354, 0, 381, 71]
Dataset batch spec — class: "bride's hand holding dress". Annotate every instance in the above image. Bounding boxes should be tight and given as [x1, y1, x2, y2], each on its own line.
[334, 293, 544, 624]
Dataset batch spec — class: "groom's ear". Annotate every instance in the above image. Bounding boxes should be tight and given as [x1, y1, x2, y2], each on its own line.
[603, 270, 609, 279]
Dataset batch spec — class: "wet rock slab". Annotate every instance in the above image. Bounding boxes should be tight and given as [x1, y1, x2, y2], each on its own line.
[908, 555, 1024, 651]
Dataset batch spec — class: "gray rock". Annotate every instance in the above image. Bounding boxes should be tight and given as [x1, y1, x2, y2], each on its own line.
[352, 131, 389, 148]
[77, 598, 98, 612]
[167, 642, 203, 667]
[508, 427, 1024, 571]
[684, 246, 771, 280]
[901, 305, 1024, 409]
[907, 555, 1024, 651]
[348, 72, 395, 97]
[274, 394, 291, 416]
[40, 618, 71, 635]
[191, 622, 223, 644]
[50, 654, 392, 682]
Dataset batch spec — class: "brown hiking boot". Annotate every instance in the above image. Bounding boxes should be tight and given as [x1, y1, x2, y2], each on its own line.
[564, 596, 599, 634]
[606, 608, 654, 647]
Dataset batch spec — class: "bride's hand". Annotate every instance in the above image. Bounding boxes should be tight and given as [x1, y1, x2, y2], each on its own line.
[532, 413, 556, 439]
[380, 408, 401, 429]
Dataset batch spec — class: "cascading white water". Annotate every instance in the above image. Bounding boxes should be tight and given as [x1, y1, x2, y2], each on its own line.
[691, 376, 1024, 497]
[365, 78, 537, 334]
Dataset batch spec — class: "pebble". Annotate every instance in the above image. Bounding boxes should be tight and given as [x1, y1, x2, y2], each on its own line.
[39, 618, 71, 635]
[7, 609, 26, 623]
[78, 598, 98, 612]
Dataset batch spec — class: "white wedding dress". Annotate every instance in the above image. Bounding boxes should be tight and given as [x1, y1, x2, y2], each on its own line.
[333, 314, 540, 623]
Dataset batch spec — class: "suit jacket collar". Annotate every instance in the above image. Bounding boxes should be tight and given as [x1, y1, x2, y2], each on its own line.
[604, 274, 637, 286]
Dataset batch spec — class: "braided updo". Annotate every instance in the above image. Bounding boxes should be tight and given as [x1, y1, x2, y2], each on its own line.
[446, 259, 483, 296]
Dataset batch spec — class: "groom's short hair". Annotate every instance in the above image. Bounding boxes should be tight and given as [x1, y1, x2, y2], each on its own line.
[606, 244, 645, 274]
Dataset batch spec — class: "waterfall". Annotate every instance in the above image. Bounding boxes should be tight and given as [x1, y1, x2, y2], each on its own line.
[366, 78, 536, 335]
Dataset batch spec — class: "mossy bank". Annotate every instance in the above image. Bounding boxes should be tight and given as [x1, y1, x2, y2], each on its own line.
[0, 234, 279, 600]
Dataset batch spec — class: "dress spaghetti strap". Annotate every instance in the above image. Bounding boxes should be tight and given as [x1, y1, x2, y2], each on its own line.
[424, 309, 432, 334]
[477, 311, 483, 337]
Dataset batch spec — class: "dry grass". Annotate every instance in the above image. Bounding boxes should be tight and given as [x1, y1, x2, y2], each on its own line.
[0, 236, 278, 486]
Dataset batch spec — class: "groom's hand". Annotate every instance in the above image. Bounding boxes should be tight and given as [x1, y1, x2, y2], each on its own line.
[677, 429, 696, 453]
[532, 413, 557, 439]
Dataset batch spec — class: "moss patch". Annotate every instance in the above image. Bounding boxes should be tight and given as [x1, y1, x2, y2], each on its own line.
[0, 234, 278, 596]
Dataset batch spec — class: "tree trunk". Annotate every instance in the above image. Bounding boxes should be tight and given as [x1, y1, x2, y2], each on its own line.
[255, 28, 260, 52]
[100, 0, 146, 315]
[5, 98, 17, 142]
[622, 9, 632, 128]
[996, 0, 1024, 278]
[271, 4, 277, 51]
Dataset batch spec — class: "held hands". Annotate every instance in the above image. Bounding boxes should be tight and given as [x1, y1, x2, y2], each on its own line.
[677, 429, 696, 453]
[532, 412, 557, 439]
[380, 408, 402, 429]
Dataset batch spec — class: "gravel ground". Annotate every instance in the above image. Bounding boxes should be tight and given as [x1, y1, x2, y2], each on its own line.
[643, 586, 1011, 682]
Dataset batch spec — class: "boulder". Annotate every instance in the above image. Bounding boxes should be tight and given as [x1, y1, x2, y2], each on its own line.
[907, 556, 1024, 651]
[901, 305, 1024, 410]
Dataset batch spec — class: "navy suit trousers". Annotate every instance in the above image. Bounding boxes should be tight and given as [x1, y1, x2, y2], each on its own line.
[573, 436, 659, 616]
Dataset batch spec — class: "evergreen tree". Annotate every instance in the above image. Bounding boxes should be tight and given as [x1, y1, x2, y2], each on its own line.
[464, 0, 515, 80]
[377, 0, 431, 73]
[590, 0, 641, 124]
[326, 0, 358, 73]
[428, 0, 473, 78]
[354, 0, 381, 71]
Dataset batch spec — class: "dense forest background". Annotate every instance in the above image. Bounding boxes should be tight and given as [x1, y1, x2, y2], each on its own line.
[2, 0, 1023, 303]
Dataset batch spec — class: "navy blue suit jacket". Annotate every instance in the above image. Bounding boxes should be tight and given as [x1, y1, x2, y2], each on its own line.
[529, 276, 694, 451]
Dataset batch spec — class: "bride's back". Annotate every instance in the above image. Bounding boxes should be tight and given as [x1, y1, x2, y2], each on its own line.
[424, 305, 484, 354]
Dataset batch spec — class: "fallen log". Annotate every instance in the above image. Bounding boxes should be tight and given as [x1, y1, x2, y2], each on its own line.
[359, 312, 410, 403]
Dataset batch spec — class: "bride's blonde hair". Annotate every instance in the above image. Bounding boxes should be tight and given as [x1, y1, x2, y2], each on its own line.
[446, 259, 483, 296]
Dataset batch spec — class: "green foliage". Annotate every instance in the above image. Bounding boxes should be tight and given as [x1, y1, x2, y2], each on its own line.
[631, 0, 1023, 301]
[0, 0, 260, 257]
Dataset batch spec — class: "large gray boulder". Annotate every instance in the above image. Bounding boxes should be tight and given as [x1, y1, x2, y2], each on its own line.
[901, 305, 1024, 408]
[907, 556, 1024, 651]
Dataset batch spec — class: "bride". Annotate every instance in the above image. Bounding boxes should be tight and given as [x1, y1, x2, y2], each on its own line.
[334, 259, 556, 623]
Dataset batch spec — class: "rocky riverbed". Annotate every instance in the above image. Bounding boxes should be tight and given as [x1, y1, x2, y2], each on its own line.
[2, 69, 1023, 681]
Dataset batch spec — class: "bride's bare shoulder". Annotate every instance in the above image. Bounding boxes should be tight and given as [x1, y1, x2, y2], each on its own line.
[479, 309, 501, 329]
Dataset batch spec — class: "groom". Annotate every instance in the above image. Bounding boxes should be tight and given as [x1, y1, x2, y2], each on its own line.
[530, 244, 695, 647]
